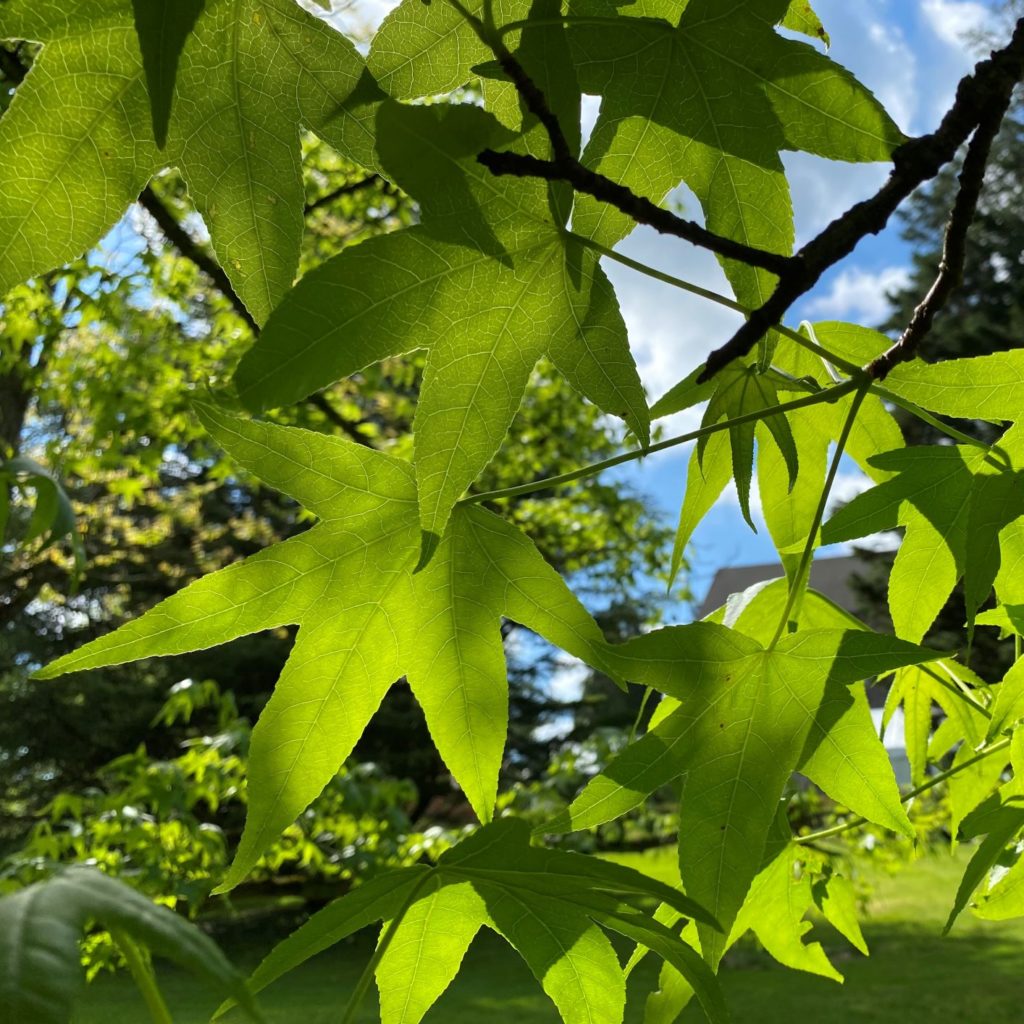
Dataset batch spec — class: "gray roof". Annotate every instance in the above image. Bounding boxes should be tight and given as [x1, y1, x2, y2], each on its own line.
[696, 555, 862, 619]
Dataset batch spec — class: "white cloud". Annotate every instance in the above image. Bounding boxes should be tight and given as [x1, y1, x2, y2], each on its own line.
[804, 265, 911, 325]
[921, 0, 993, 47]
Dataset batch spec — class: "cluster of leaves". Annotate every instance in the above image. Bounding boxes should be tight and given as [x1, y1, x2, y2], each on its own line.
[1, 679, 463, 975]
[2, 1, 1024, 1023]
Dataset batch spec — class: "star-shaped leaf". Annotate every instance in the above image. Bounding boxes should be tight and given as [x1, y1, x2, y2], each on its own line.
[567, 0, 903, 315]
[0, 0, 364, 322]
[544, 622, 936, 963]
[236, 100, 648, 561]
[220, 818, 727, 1024]
[823, 442, 1024, 643]
[37, 406, 616, 892]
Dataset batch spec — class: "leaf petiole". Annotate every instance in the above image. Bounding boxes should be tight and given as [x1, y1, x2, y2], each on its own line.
[461, 380, 858, 506]
[795, 736, 1012, 845]
[340, 870, 435, 1024]
[111, 930, 174, 1024]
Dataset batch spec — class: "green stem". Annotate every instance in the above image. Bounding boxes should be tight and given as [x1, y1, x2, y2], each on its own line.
[498, 14, 627, 35]
[572, 234, 867, 380]
[923, 662, 992, 719]
[629, 686, 655, 744]
[768, 383, 870, 649]
[340, 872, 434, 1024]
[461, 379, 857, 506]
[112, 931, 173, 1024]
[794, 736, 1012, 845]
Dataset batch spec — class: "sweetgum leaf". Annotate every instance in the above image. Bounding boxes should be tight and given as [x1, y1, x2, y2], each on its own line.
[232, 820, 727, 1024]
[0, 0, 364, 322]
[568, 0, 901, 316]
[707, 578, 912, 837]
[548, 624, 938, 963]
[38, 407, 615, 891]
[823, 444, 1024, 642]
[377, 879, 487, 1024]
[237, 101, 648, 554]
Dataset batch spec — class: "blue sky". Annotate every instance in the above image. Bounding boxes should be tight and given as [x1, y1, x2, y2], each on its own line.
[590, 0, 1001, 608]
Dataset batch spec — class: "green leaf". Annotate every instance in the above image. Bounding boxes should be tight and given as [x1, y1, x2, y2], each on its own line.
[698, 364, 798, 530]
[479, 882, 626, 1024]
[234, 820, 727, 1024]
[170, 0, 365, 323]
[368, 0, 530, 101]
[734, 843, 841, 982]
[549, 623, 937, 962]
[377, 879, 487, 1024]
[0, 0, 364, 322]
[38, 407, 615, 889]
[568, 0, 901, 318]
[670, 431, 731, 586]
[945, 800, 1024, 933]
[0, 867, 261, 1024]
[703, 577, 911, 835]
[130, 0, 204, 147]
[781, 1, 830, 45]
[883, 349, 1024, 422]
[236, 101, 648, 550]
[823, 444, 1021, 643]
[989, 658, 1024, 740]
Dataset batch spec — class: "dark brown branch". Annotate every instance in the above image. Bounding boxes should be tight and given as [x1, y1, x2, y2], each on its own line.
[699, 16, 1024, 382]
[138, 185, 259, 333]
[455, 0, 791, 275]
[304, 173, 382, 215]
[867, 103, 1008, 379]
[477, 150, 791, 275]
[139, 187, 372, 446]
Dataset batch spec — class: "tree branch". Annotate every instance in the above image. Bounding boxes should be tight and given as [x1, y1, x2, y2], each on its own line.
[456, 0, 791, 275]
[138, 186, 259, 333]
[699, 16, 1024, 381]
[138, 187, 372, 446]
[867, 101, 1009, 379]
[304, 173, 383, 215]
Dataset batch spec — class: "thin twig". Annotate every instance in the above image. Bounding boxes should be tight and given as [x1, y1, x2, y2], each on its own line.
[304, 173, 383, 215]
[699, 16, 1024, 381]
[794, 736, 1012, 845]
[139, 187, 372, 446]
[867, 103, 1009, 379]
[459, 379, 858, 506]
[452, 0, 791, 274]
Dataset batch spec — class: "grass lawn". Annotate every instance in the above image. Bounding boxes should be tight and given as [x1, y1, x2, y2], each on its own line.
[73, 847, 1024, 1023]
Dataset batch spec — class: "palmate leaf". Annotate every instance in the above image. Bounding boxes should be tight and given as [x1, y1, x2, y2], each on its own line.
[627, 808, 867, 1023]
[0, 0, 364, 322]
[567, 0, 901, 319]
[544, 621, 936, 964]
[888, 661, 1003, 833]
[37, 406, 616, 892]
[219, 819, 726, 1024]
[0, 867, 261, 1024]
[659, 325, 904, 585]
[822, 442, 1024, 643]
[706, 578, 913, 838]
[236, 100, 648, 561]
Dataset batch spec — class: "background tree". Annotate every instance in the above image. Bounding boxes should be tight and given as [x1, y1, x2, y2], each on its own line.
[0, 39, 674, 844]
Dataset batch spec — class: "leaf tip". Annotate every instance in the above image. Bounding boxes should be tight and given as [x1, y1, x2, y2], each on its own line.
[414, 530, 441, 573]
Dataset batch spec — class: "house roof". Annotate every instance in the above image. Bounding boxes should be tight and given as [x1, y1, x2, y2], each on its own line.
[696, 555, 862, 619]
